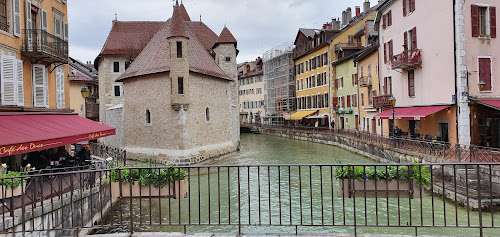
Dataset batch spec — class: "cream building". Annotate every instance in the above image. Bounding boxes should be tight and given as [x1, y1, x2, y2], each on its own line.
[238, 58, 264, 124]
[110, 2, 239, 164]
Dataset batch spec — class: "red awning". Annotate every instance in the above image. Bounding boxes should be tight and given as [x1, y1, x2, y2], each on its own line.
[373, 105, 450, 120]
[477, 100, 500, 110]
[0, 114, 115, 158]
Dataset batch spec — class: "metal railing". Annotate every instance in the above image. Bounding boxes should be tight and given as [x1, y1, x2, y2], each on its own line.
[334, 42, 363, 52]
[1, 163, 499, 236]
[91, 143, 126, 165]
[0, 21, 8, 32]
[358, 76, 372, 87]
[391, 49, 422, 70]
[21, 29, 68, 63]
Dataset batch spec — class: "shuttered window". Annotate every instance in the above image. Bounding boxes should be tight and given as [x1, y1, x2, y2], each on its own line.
[346, 95, 351, 108]
[13, 0, 20, 36]
[408, 70, 415, 97]
[41, 9, 47, 30]
[472, 5, 496, 38]
[56, 71, 65, 108]
[1, 56, 23, 106]
[32, 64, 47, 107]
[361, 93, 365, 107]
[479, 58, 492, 91]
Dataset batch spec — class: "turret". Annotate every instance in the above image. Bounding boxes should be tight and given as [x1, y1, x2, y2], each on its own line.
[169, 2, 190, 111]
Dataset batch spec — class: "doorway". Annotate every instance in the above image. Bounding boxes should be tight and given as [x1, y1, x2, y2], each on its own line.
[409, 120, 416, 136]
[372, 119, 377, 134]
[439, 123, 449, 142]
[339, 117, 345, 130]
[355, 115, 359, 130]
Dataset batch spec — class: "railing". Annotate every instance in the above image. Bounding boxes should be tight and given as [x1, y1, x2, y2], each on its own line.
[91, 143, 126, 166]
[358, 76, 372, 87]
[372, 94, 392, 107]
[21, 29, 68, 63]
[1, 164, 499, 236]
[334, 42, 363, 52]
[85, 102, 99, 119]
[391, 49, 422, 70]
[0, 21, 8, 32]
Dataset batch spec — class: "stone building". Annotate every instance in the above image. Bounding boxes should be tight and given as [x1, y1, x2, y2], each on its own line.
[238, 58, 264, 124]
[108, 1, 239, 164]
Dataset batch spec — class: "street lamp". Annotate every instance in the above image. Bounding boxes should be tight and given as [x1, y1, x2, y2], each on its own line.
[478, 80, 486, 91]
[389, 96, 397, 148]
[81, 86, 90, 118]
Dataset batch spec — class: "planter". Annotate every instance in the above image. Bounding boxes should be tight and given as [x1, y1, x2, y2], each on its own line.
[110, 180, 188, 199]
[339, 179, 421, 198]
[1, 183, 26, 199]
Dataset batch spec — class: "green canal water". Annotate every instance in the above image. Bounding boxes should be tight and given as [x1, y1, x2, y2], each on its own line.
[95, 134, 500, 236]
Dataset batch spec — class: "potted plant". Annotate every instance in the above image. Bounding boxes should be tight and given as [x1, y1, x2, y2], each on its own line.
[0, 164, 29, 199]
[106, 162, 188, 199]
[335, 161, 431, 198]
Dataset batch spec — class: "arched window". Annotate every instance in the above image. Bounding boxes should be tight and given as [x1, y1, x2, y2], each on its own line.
[145, 109, 151, 125]
[205, 107, 210, 122]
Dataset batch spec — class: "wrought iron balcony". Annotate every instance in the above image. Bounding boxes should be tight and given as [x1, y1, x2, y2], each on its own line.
[21, 29, 68, 64]
[391, 49, 422, 70]
[358, 76, 372, 87]
[373, 94, 392, 108]
[334, 42, 362, 52]
[0, 21, 8, 32]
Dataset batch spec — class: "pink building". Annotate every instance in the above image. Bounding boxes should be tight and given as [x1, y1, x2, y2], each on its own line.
[374, 0, 458, 144]
[456, 0, 500, 148]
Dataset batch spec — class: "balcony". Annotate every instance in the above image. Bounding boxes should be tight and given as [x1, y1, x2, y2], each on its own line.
[373, 94, 392, 108]
[391, 49, 422, 70]
[358, 76, 372, 87]
[21, 29, 68, 65]
[0, 20, 8, 32]
[85, 102, 99, 119]
[334, 42, 362, 52]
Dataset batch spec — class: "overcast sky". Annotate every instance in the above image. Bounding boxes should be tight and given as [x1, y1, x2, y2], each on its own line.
[68, 0, 379, 64]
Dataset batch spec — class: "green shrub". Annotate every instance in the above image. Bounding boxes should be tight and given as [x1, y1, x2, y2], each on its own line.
[0, 171, 26, 189]
[108, 164, 187, 188]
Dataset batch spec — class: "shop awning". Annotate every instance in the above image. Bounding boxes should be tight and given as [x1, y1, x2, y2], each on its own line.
[0, 113, 116, 158]
[284, 110, 318, 120]
[373, 105, 450, 120]
[477, 100, 500, 110]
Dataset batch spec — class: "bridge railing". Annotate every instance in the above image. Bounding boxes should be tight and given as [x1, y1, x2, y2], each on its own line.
[1, 163, 499, 236]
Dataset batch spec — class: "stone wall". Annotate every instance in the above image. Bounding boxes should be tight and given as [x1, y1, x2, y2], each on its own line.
[105, 105, 124, 148]
[98, 56, 126, 125]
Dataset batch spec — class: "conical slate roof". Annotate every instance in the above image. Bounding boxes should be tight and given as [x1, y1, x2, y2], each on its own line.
[169, 4, 189, 38]
[213, 26, 237, 48]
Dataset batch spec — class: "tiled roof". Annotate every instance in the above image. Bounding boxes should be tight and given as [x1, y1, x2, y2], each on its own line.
[185, 21, 218, 52]
[178, 4, 191, 22]
[239, 68, 263, 79]
[69, 64, 97, 84]
[214, 27, 237, 47]
[169, 5, 189, 38]
[100, 21, 165, 55]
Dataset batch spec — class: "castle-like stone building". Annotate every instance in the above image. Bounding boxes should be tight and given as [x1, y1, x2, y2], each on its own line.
[96, 1, 239, 164]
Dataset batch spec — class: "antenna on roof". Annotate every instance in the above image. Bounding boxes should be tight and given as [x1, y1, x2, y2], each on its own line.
[114, 12, 117, 22]
[175, 0, 179, 7]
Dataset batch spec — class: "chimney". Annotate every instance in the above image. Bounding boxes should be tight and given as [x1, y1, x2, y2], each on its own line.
[323, 22, 332, 30]
[355, 6, 361, 17]
[332, 18, 341, 30]
[346, 7, 352, 23]
[341, 11, 347, 26]
[364, 0, 371, 13]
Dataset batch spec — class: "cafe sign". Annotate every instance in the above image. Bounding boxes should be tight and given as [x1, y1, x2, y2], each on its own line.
[0, 130, 115, 158]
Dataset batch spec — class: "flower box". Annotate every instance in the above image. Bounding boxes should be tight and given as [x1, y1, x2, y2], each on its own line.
[339, 179, 420, 198]
[1, 183, 26, 199]
[110, 180, 188, 199]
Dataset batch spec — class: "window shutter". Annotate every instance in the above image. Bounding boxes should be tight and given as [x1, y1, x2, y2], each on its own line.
[347, 95, 351, 108]
[384, 77, 388, 94]
[25, 0, 32, 47]
[382, 14, 386, 29]
[334, 78, 338, 89]
[412, 27, 417, 50]
[64, 22, 68, 41]
[471, 5, 479, 37]
[361, 93, 365, 107]
[0, 56, 16, 105]
[32, 64, 47, 107]
[411, 0, 415, 12]
[384, 43, 387, 63]
[408, 70, 415, 97]
[479, 58, 492, 91]
[332, 96, 338, 108]
[56, 71, 65, 108]
[13, 0, 21, 36]
[404, 31, 408, 52]
[352, 74, 355, 86]
[389, 10, 392, 26]
[341, 77, 344, 88]
[403, 0, 407, 16]
[16, 59, 24, 106]
[342, 96, 345, 108]
[42, 9, 48, 31]
[491, 7, 496, 38]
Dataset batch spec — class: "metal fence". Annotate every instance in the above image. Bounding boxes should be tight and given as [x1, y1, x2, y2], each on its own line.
[91, 143, 127, 165]
[1, 163, 499, 236]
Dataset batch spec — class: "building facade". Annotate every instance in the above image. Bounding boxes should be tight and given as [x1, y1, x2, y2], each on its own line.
[112, 2, 239, 164]
[68, 58, 98, 121]
[238, 58, 264, 124]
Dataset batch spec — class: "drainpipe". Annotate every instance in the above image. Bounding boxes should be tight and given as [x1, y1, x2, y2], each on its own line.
[452, 0, 460, 145]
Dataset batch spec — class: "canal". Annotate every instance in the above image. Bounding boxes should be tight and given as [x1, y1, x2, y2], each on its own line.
[94, 134, 500, 236]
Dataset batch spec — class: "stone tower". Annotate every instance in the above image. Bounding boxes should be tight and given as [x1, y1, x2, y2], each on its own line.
[212, 27, 240, 149]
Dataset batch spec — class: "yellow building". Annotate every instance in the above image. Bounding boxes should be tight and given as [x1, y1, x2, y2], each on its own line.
[0, 0, 69, 111]
[291, 25, 340, 127]
[68, 57, 99, 121]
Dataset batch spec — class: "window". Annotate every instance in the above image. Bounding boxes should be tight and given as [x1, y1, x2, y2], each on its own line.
[384, 40, 393, 64]
[404, 27, 417, 52]
[403, 0, 416, 16]
[361, 93, 365, 107]
[178, 77, 184, 94]
[300, 79, 303, 90]
[176, 41, 183, 58]
[32, 64, 47, 107]
[472, 5, 496, 38]
[408, 70, 415, 97]
[114, 85, 121, 97]
[205, 107, 210, 122]
[0, 0, 7, 31]
[383, 76, 392, 95]
[306, 61, 309, 72]
[145, 109, 151, 125]
[478, 57, 492, 91]
[113, 61, 120, 73]
[382, 10, 392, 29]
[55, 71, 65, 108]
[369, 90, 375, 106]
[0, 56, 23, 106]
[225, 57, 231, 62]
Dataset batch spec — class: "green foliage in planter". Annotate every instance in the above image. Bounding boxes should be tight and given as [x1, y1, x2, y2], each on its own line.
[108, 164, 187, 188]
[334, 163, 431, 187]
[0, 171, 26, 189]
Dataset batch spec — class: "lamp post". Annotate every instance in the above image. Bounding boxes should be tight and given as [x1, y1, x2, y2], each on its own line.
[81, 85, 90, 118]
[390, 96, 397, 148]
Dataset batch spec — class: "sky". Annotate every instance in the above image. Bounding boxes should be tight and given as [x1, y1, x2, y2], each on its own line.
[68, 0, 380, 64]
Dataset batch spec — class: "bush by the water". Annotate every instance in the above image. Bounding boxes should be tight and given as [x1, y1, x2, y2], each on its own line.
[108, 164, 187, 188]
